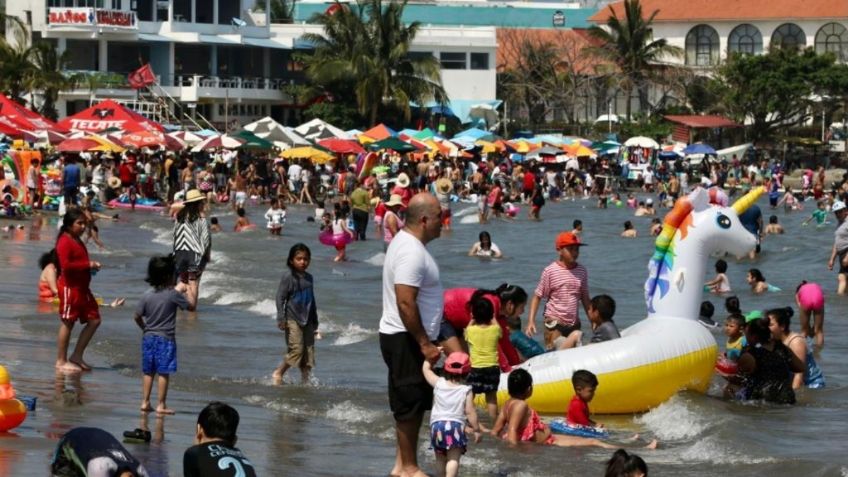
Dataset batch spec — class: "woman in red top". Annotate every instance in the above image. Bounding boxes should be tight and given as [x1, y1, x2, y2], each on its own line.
[55, 208, 101, 373]
[439, 284, 527, 372]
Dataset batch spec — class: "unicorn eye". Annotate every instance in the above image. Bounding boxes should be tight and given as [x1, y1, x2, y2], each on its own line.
[716, 214, 731, 229]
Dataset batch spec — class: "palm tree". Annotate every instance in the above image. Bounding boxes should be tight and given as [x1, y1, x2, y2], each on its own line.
[301, 0, 447, 125]
[587, 0, 681, 121]
[0, 23, 35, 101]
[29, 41, 78, 120]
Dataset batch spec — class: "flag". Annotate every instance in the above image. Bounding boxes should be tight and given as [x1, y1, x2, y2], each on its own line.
[127, 64, 156, 89]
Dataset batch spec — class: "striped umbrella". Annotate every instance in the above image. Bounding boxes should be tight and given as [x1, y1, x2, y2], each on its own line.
[191, 134, 245, 152]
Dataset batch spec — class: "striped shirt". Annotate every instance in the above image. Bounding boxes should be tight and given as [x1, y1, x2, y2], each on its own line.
[534, 261, 589, 326]
[173, 217, 211, 257]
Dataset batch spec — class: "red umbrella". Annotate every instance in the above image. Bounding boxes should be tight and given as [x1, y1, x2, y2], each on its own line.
[56, 137, 101, 152]
[23, 129, 67, 145]
[318, 138, 365, 154]
[121, 131, 167, 148]
[0, 118, 21, 137]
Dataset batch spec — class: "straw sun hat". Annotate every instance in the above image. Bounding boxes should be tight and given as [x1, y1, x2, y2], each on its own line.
[107, 176, 121, 190]
[385, 194, 404, 207]
[183, 189, 205, 203]
[435, 178, 453, 194]
[396, 173, 410, 188]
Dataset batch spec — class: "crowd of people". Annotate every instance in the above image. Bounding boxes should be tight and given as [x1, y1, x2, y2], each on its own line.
[24, 138, 848, 477]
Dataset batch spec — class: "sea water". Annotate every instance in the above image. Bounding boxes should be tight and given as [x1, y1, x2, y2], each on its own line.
[1, 197, 847, 476]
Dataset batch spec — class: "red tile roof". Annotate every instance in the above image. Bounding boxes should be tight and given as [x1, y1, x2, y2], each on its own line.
[589, 0, 848, 22]
[664, 115, 740, 128]
[496, 28, 611, 74]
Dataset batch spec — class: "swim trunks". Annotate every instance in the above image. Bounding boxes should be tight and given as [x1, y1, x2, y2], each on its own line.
[58, 284, 100, 324]
[141, 335, 177, 375]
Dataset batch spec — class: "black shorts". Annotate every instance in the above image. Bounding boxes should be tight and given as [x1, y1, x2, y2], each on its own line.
[379, 332, 433, 421]
[547, 320, 581, 338]
[174, 250, 204, 283]
[437, 319, 460, 342]
[467, 366, 500, 394]
[839, 251, 848, 274]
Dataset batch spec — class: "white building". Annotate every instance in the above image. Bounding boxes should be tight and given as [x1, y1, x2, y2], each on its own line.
[6, 0, 497, 127]
[590, 0, 848, 68]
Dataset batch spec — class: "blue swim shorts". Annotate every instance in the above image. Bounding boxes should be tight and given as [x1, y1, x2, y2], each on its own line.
[430, 420, 468, 455]
[142, 334, 177, 375]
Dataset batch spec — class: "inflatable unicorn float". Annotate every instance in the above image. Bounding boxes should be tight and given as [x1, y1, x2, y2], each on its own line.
[490, 186, 765, 414]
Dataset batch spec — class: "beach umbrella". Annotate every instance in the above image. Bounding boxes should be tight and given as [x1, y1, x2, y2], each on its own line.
[280, 146, 335, 164]
[295, 118, 350, 141]
[121, 131, 167, 148]
[318, 138, 365, 154]
[23, 129, 66, 145]
[413, 128, 437, 140]
[564, 144, 596, 158]
[533, 146, 563, 156]
[682, 143, 717, 155]
[233, 130, 274, 150]
[362, 123, 397, 141]
[191, 134, 245, 152]
[57, 137, 101, 152]
[624, 136, 660, 149]
[509, 140, 536, 154]
[369, 137, 419, 153]
[475, 140, 500, 154]
[243, 116, 285, 136]
[468, 103, 499, 127]
[454, 127, 493, 141]
[260, 126, 309, 149]
[168, 130, 204, 145]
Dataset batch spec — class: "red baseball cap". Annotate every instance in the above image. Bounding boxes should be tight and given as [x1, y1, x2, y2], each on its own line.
[555, 231, 585, 249]
[444, 352, 471, 375]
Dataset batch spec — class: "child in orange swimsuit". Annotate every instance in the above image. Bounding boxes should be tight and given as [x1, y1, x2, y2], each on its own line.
[491, 369, 621, 449]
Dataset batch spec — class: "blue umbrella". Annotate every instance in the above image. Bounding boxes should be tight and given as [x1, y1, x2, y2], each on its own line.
[682, 143, 716, 155]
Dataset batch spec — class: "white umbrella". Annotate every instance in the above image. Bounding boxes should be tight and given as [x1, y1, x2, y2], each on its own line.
[263, 126, 310, 149]
[624, 136, 660, 149]
[294, 118, 350, 141]
[168, 130, 204, 146]
[469, 103, 499, 128]
[191, 134, 245, 152]
[243, 116, 284, 136]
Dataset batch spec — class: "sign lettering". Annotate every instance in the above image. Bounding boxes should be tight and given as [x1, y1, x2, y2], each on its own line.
[48, 8, 137, 29]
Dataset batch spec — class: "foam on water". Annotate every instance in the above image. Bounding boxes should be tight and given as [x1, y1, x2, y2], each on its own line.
[199, 284, 221, 299]
[209, 250, 230, 265]
[150, 229, 172, 246]
[325, 400, 382, 424]
[678, 435, 777, 464]
[364, 253, 385, 266]
[452, 206, 478, 218]
[248, 299, 276, 316]
[330, 323, 375, 346]
[214, 291, 258, 306]
[459, 214, 480, 224]
[635, 395, 714, 440]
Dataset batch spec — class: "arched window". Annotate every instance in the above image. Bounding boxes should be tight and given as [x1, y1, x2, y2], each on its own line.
[815, 23, 848, 61]
[728, 24, 763, 55]
[771, 23, 806, 50]
[685, 24, 720, 66]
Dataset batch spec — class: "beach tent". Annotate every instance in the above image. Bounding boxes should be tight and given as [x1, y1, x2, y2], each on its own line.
[318, 138, 365, 154]
[369, 137, 419, 153]
[294, 118, 350, 141]
[682, 143, 717, 156]
[413, 128, 438, 140]
[362, 123, 397, 141]
[453, 127, 493, 141]
[57, 99, 164, 134]
[260, 127, 309, 149]
[0, 93, 66, 133]
[280, 146, 335, 164]
[191, 134, 245, 152]
[168, 130, 204, 146]
[233, 130, 274, 150]
[56, 135, 125, 153]
[243, 117, 284, 136]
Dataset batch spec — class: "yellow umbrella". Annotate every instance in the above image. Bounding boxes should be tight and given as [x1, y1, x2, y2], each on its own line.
[358, 134, 377, 145]
[280, 146, 335, 164]
[85, 134, 126, 153]
[475, 140, 499, 154]
[511, 140, 535, 154]
[572, 145, 596, 157]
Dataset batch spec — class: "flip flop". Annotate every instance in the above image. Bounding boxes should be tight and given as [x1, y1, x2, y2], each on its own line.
[122, 428, 151, 443]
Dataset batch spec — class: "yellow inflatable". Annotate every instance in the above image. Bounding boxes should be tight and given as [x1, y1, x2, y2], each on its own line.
[0, 365, 26, 432]
[483, 186, 765, 414]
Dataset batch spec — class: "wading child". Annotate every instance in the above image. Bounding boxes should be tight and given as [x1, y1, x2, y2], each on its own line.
[705, 259, 731, 294]
[134, 254, 197, 414]
[588, 294, 620, 343]
[273, 243, 319, 384]
[802, 201, 828, 228]
[209, 217, 222, 233]
[264, 198, 286, 236]
[234, 207, 252, 232]
[492, 369, 627, 449]
[422, 353, 483, 477]
[765, 215, 785, 234]
[723, 313, 746, 361]
[465, 296, 501, 421]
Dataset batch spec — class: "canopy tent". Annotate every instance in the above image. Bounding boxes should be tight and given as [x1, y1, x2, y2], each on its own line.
[417, 99, 502, 126]
[191, 134, 246, 151]
[294, 118, 350, 141]
[0, 119, 22, 137]
[0, 93, 66, 133]
[369, 137, 419, 153]
[260, 126, 309, 149]
[57, 99, 164, 134]
[23, 129, 66, 145]
[361, 123, 397, 141]
[243, 117, 284, 136]
[453, 127, 494, 141]
[120, 131, 169, 149]
[413, 128, 438, 140]
[682, 143, 717, 156]
[168, 130, 204, 146]
[56, 135, 125, 153]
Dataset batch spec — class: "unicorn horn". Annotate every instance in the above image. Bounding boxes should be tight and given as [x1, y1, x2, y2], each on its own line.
[732, 186, 765, 215]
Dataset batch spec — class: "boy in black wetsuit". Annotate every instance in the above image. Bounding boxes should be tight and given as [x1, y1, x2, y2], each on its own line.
[51, 427, 148, 477]
[183, 402, 256, 477]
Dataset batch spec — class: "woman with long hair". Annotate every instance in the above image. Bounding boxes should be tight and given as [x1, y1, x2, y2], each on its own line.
[55, 208, 101, 373]
[173, 189, 211, 303]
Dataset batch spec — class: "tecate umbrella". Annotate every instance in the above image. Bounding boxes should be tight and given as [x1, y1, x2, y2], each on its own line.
[23, 129, 66, 145]
[57, 137, 101, 152]
[682, 143, 717, 155]
[191, 134, 246, 152]
[121, 131, 167, 148]
[168, 130, 204, 145]
[624, 136, 660, 149]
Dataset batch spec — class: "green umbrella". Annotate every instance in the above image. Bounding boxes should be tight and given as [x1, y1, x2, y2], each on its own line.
[413, 128, 437, 140]
[369, 137, 419, 153]
[234, 130, 274, 150]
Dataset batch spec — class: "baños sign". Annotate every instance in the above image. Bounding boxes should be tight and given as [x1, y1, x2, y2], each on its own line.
[48, 8, 137, 29]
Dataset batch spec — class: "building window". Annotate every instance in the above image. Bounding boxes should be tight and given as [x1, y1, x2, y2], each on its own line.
[439, 52, 466, 70]
[470, 52, 489, 70]
[728, 24, 762, 55]
[407, 51, 433, 62]
[771, 23, 806, 50]
[685, 24, 719, 66]
[815, 23, 848, 62]
[112, 0, 121, 8]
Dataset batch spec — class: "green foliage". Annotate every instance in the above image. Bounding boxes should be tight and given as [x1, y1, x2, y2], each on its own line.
[29, 42, 77, 120]
[299, 0, 447, 126]
[619, 114, 670, 139]
[303, 102, 363, 130]
[587, 0, 682, 121]
[713, 47, 848, 141]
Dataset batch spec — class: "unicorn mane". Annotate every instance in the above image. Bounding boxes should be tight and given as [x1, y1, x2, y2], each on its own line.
[645, 195, 693, 313]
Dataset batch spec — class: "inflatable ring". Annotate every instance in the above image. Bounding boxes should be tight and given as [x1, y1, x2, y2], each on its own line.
[319, 230, 353, 247]
[235, 224, 257, 232]
[715, 356, 738, 376]
[0, 399, 26, 432]
[549, 419, 609, 438]
[478, 186, 765, 414]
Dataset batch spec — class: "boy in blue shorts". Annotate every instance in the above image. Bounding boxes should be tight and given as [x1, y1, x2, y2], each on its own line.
[134, 255, 196, 414]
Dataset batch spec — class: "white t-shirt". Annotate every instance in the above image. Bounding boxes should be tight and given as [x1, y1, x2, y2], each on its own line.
[430, 377, 471, 425]
[288, 164, 303, 182]
[380, 230, 443, 340]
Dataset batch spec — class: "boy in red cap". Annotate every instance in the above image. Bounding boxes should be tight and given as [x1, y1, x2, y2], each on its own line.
[525, 231, 591, 350]
[423, 352, 483, 477]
